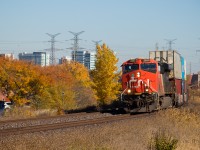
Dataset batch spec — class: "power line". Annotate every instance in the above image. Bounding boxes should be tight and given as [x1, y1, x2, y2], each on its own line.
[92, 40, 102, 51]
[155, 43, 159, 51]
[46, 33, 61, 65]
[164, 39, 177, 51]
[67, 31, 85, 61]
[0, 41, 47, 44]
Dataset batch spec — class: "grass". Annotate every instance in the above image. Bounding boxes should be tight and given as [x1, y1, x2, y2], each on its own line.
[0, 92, 200, 150]
[0, 107, 57, 121]
[148, 129, 178, 150]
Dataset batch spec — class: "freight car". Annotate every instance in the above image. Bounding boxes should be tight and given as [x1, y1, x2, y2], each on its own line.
[120, 50, 187, 113]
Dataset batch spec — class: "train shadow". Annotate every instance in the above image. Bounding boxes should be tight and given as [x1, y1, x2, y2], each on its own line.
[64, 105, 99, 114]
[64, 100, 156, 115]
[64, 105, 152, 116]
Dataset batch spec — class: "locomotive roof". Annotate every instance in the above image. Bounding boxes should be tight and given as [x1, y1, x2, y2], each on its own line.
[121, 58, 157, 66]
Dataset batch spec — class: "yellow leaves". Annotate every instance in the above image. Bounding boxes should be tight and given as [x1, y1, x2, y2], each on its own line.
[0, 59, 45, 106]
[92, 43, 120, 105]
[65, 62, 92, 87]
[12, 95, 30, 106]
[0, 57, 97, 110]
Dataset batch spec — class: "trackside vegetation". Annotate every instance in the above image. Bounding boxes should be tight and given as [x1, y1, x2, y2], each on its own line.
[0, 43, 121, 115]
[148, 130, 178, 150]
[0, 58, 96, 114]
[91, 43, 121, 105]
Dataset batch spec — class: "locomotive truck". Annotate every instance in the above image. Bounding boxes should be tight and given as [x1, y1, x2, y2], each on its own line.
[120, 50, 187, 113]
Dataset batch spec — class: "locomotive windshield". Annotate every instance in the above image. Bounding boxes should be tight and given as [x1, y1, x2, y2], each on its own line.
[141, 63, 156, 73]
[123, 64, 139, 74]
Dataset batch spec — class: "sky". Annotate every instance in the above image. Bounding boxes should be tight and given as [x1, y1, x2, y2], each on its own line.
[0, 0, 200, 73]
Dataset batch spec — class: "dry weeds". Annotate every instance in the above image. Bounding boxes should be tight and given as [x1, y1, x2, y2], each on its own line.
[0, 95, 200, 150]
[0, 107, 57, 121]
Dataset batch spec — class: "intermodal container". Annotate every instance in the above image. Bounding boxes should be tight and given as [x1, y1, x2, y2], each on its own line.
[175, 79, 184, 104]
[149, 50, 182, 79]
[181, 56, 186, 80]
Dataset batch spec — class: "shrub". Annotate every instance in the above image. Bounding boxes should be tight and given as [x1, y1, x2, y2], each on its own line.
[2, 107, 36, 120]
[149, 130, 178, 150]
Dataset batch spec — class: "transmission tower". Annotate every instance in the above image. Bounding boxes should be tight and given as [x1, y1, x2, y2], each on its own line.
[92, 40, 102, 51]
[46, 33, 61, 65]
[165, 39, 177, 51]
[155, 43, 159, 51]
[67, 31, 84, 61]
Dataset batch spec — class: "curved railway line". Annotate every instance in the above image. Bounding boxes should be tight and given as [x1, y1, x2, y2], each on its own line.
[0, 112, 155, 137]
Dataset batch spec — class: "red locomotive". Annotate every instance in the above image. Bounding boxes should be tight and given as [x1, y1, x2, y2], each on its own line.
[120, 50, 187, 112]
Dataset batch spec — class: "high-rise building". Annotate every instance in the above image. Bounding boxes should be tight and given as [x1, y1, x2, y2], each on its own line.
[85, 51, 95, 70]
[19, 52, 50, 67]
[71, 50, 96, 70]
[72, 51, 86, 64]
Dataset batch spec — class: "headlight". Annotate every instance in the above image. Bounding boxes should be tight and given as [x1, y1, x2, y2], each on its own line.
[145, 88, 149, 92]
[127, 89, 131, 94]
[136, 72, 141, 77]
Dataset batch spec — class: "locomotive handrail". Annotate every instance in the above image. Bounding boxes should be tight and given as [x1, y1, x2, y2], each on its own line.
[120, 87, 128, 101]
[129, 78, 137, 88]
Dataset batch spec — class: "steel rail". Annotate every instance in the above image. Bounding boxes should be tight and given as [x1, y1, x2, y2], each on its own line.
[0, 113, 154, 137]
[0, 112, 96, 125]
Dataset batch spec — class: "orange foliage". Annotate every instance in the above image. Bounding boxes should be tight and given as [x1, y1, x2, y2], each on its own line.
[64, 62, 92, 87]
[0, 58, 96, 110]
[0, 59, 51, 106]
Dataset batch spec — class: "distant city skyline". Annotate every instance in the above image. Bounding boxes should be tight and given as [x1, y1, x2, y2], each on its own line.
[19, 52, 50, 66]
[0, 0, 200, 73]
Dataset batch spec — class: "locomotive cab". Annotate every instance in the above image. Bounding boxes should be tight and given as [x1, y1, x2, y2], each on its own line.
[120, 51, 187, 113]
[121, 58, 160, 112]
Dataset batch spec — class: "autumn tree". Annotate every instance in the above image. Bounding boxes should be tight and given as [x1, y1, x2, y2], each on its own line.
[39, 65, 76, 112]
[0, 57, 97, 112]
[64, 62, 97, 108]
[0, 58, 47, 106]
[65, 62, 92, 87]
[91, 43, 121, 105]
[37, 63, 96, 112]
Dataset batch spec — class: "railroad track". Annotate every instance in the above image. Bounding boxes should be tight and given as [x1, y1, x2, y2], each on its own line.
[0, 112, 154, 137]
[0, 112, 91, 124]
[0, 112, 102, 130]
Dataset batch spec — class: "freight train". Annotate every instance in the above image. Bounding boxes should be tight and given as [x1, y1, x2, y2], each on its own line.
[120, 50, 187, 113]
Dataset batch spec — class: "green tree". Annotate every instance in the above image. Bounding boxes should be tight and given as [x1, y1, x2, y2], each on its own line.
[91, 43, 120, 105]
